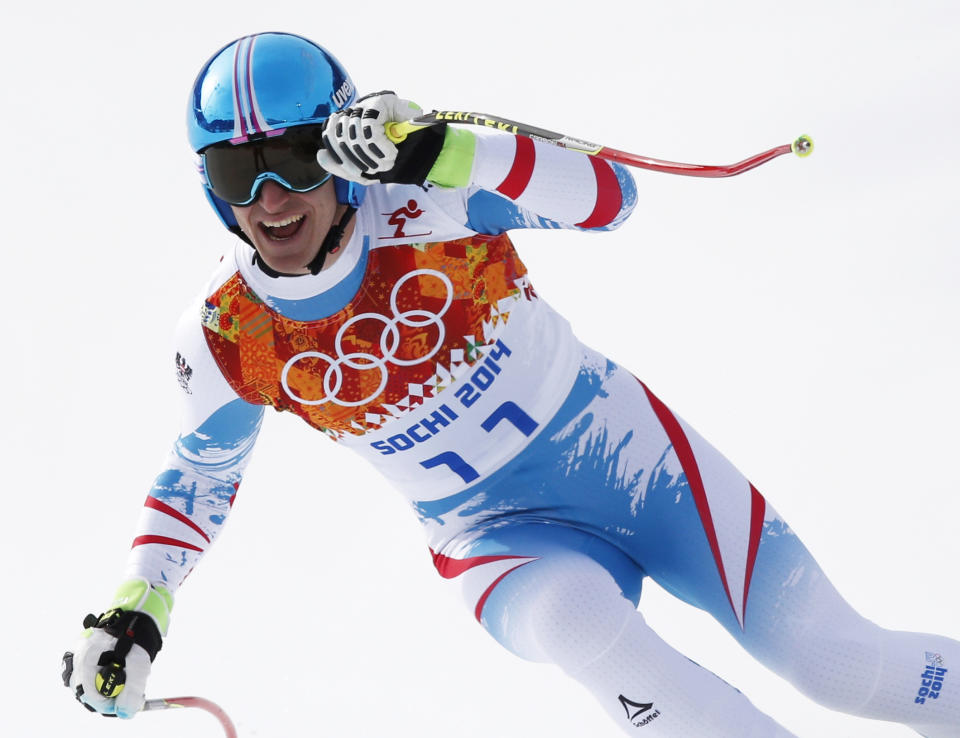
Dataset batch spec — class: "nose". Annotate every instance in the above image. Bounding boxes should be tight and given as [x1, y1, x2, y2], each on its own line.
[257, 179, 291, 212]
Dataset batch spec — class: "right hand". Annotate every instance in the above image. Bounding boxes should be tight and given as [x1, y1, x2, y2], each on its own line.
[318, 91, 425, 182]
[62, 578, 172, 719]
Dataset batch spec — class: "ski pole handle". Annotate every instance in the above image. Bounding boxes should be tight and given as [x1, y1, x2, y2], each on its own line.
[94, 659, 126, 697]
[385, 119, 428, 143]
[386, 111, 812, 178]
[83, 612, 132, 698]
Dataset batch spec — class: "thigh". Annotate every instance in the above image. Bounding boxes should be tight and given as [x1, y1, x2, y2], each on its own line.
[618, 381, 870, 670]
[432, 521, 645, 660]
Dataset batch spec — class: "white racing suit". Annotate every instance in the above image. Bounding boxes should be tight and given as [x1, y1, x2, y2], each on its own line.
[128, 129, 958, 736]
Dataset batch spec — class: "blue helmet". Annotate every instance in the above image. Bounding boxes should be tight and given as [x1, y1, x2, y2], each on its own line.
[187, 32, 366, 233]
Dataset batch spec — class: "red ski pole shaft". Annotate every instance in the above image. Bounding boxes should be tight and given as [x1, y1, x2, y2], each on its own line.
[143, 696, 238, 738]
[386, 111, 812, 177]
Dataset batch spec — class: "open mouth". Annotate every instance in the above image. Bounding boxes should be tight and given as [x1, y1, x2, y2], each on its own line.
[260, 214, 305, 241]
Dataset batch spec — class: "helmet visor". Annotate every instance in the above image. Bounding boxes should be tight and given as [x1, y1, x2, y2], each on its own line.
[201, 125, 331, 206]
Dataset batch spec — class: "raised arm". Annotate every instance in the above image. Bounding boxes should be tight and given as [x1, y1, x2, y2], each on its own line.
[454, 127, 639, 234]
[316, 92, 638, 234]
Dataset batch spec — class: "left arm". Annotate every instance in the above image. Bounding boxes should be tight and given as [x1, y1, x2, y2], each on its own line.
[317, 93, 638, 234]
[433, 126, 638, 234]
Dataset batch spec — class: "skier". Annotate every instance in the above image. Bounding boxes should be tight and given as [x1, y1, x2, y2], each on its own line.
[62, 31, 959, 736]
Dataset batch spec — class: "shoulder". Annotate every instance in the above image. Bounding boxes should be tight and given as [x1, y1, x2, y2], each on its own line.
[172, 278, 257, 435]
[356, 182, 476, 246]
[172, 248, 243, 374]
[197, 244, 245, 298]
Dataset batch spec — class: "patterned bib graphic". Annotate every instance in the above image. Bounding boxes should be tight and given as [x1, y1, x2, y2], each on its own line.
[203, 234, 533, 439]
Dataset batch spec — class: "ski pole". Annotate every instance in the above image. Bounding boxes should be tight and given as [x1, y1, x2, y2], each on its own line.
[385, 111, 813, 177]
[143, 696, 238, 738]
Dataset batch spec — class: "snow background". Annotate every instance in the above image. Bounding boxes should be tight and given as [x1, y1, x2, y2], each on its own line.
[2, 0, 958, 736]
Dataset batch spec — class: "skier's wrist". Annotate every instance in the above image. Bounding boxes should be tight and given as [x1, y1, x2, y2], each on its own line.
[108, 577, 174, 637]
[375, 114, 448, 185]
[425, 126, 477, 189]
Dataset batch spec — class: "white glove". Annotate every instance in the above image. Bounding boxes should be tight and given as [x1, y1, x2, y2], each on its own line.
[62, 578, 172, 719]
[65, 626, 153, 718]
[318, 91, 421, 182]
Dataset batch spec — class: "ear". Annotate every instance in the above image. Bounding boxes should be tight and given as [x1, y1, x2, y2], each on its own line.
[203, 187, 240, 230]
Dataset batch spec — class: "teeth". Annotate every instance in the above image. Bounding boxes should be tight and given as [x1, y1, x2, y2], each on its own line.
[262, 214, 304, 228]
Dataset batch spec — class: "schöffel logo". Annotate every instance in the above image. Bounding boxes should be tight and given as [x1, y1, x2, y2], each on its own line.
[915, 652, 948, 705]
[618, 695, 661, 728]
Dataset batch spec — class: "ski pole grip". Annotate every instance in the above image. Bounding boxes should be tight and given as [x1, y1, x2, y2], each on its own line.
[95, 659, 126, 697]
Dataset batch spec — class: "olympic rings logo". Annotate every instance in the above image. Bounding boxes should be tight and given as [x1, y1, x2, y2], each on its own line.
[280, 269, 454, 407]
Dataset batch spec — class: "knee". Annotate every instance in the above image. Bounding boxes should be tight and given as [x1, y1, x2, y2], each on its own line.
[482, 554, 638, 672]
[781, 618, 884, 710]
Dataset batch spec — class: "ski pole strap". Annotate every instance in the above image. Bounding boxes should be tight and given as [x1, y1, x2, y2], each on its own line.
[88, 608, 164, 662]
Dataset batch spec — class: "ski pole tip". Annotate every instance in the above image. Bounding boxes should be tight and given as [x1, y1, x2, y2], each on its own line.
[791, 134, 814, 158]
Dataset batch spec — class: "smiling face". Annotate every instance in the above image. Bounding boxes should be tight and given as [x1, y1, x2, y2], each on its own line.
[231, 179, 351, 275]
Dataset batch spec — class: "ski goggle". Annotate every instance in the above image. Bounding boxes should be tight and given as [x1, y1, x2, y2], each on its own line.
[199, 124, 332, 206]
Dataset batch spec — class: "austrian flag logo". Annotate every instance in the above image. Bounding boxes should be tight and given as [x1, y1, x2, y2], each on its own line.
[176, 352, 194, 394]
